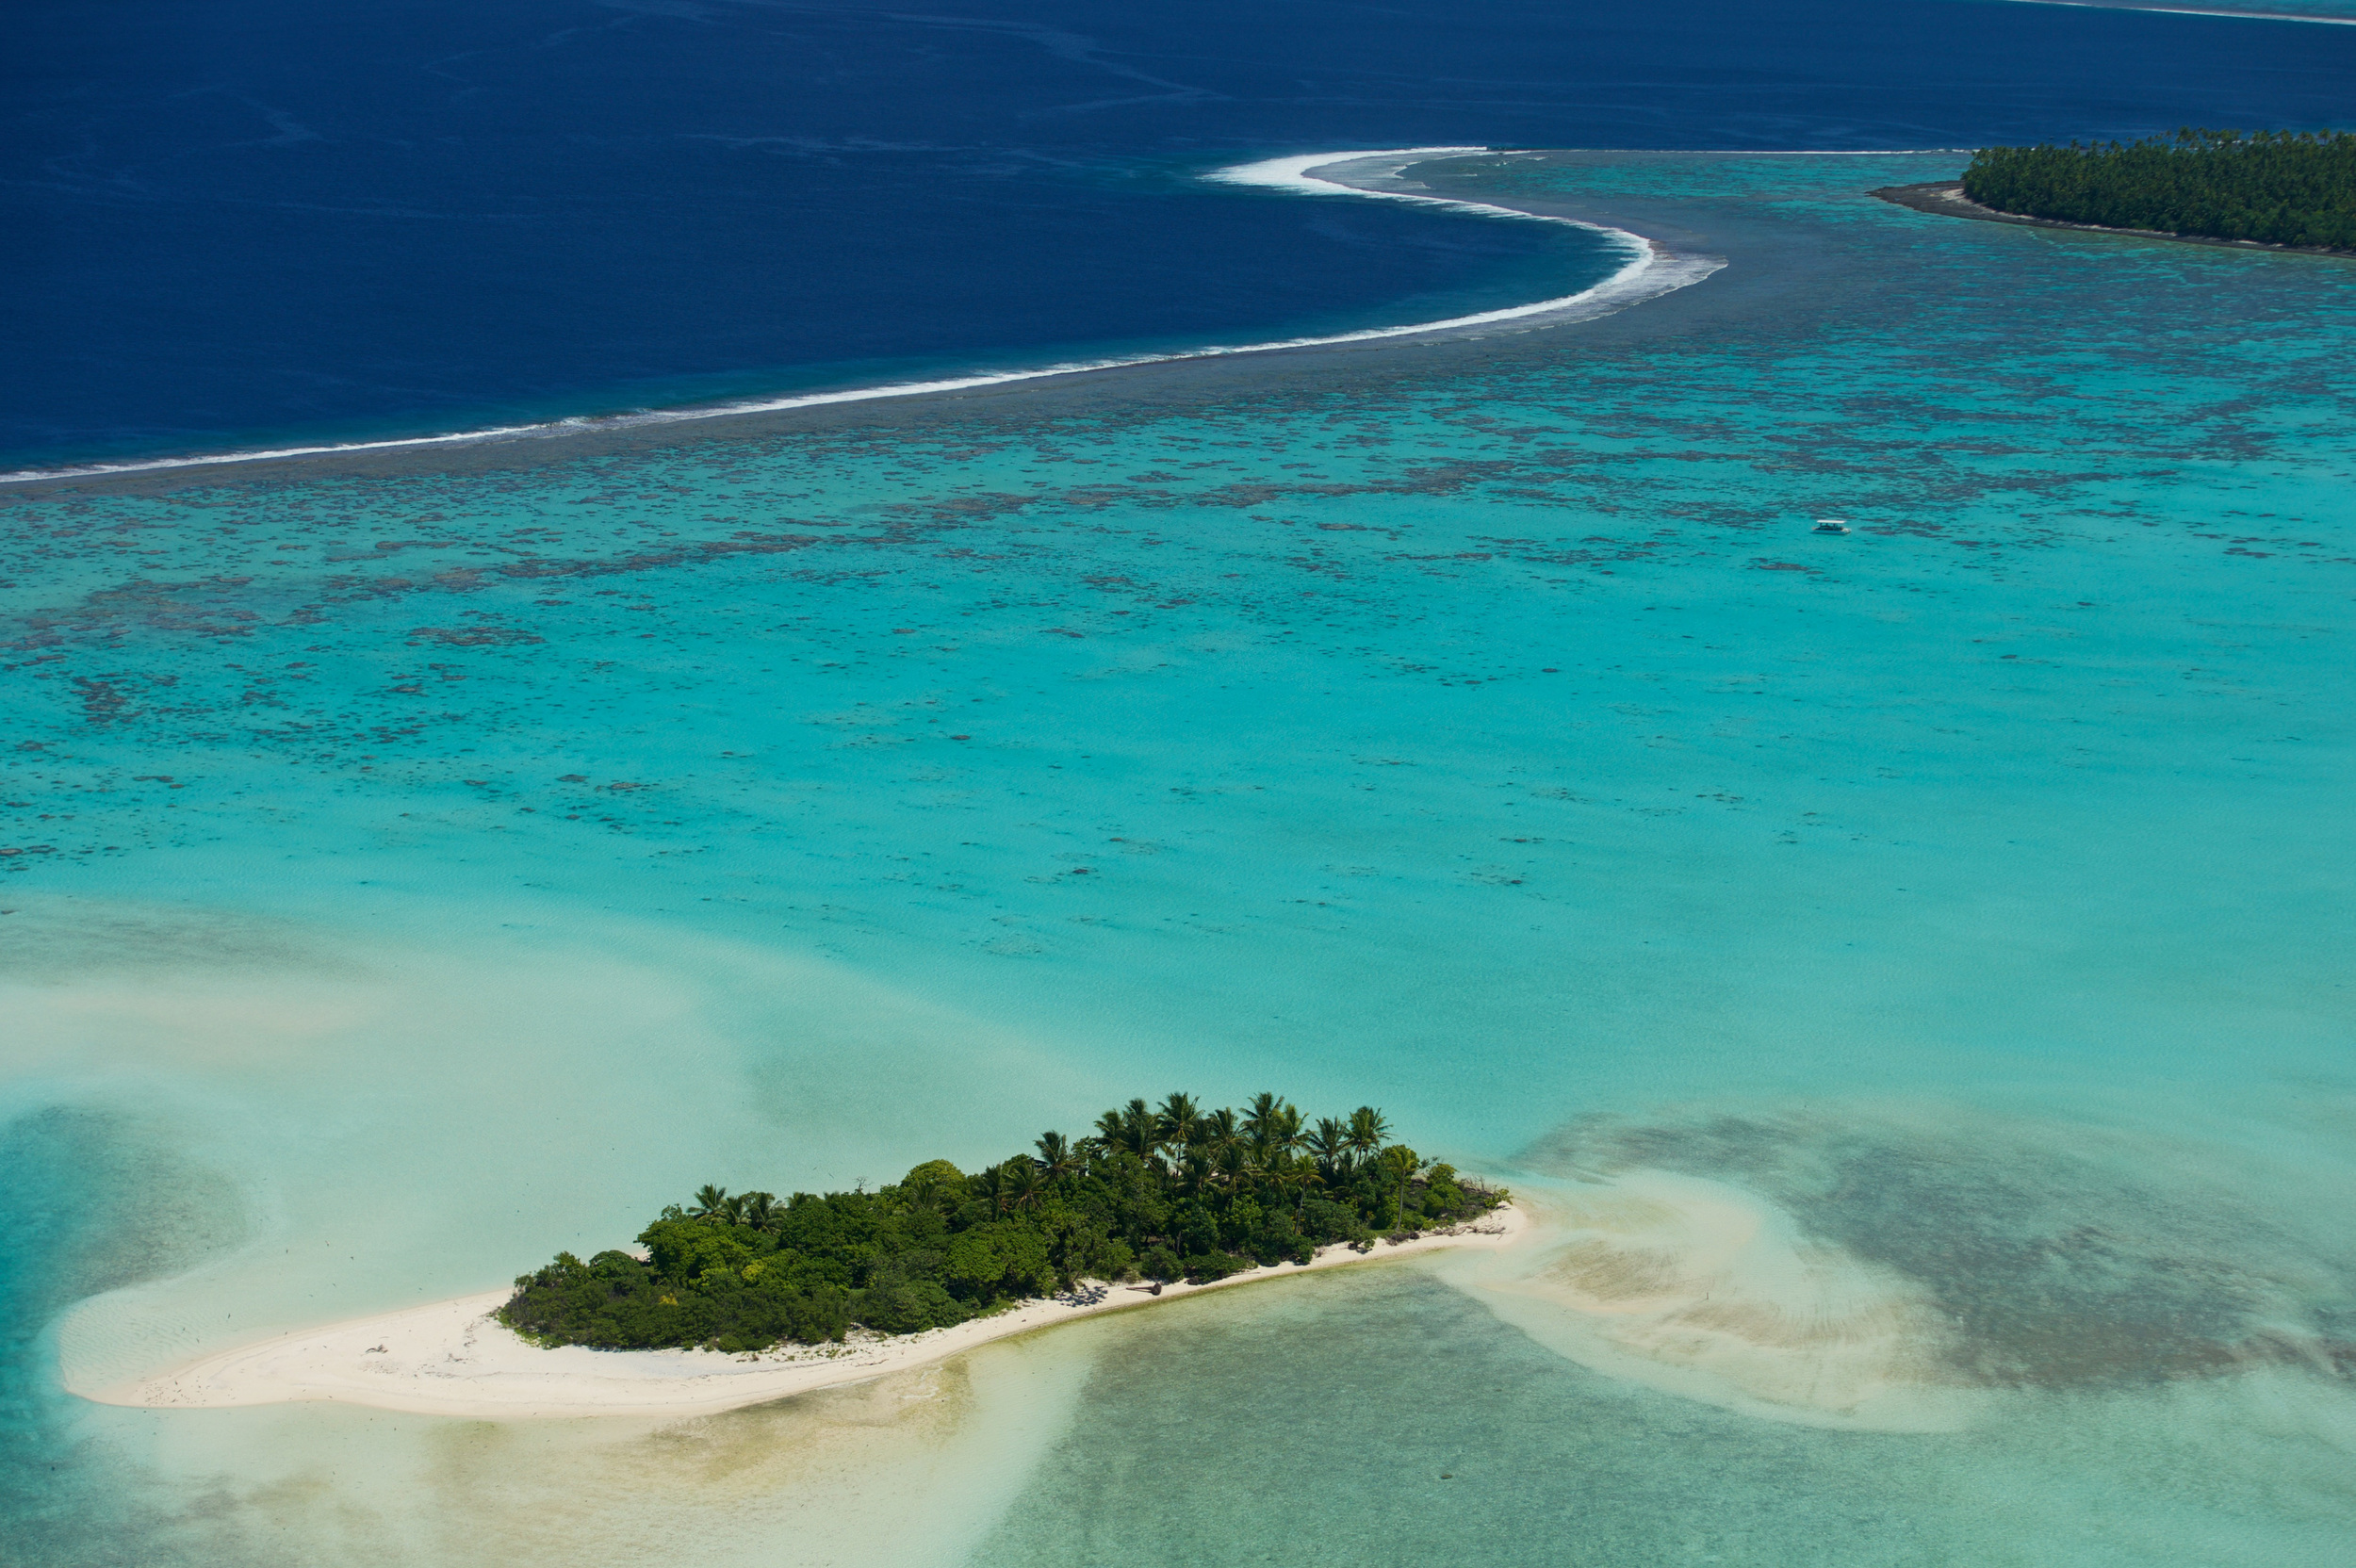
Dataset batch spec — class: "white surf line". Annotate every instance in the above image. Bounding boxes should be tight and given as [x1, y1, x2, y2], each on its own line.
[1203, 147, 1718, 332]
[1, 146, 1732, 489]
[2001, 0, 2356, 23]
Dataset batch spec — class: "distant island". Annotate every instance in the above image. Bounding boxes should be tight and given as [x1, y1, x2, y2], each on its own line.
[1918, 128, 2353, 253]
[499, 1094, 1509, 1354]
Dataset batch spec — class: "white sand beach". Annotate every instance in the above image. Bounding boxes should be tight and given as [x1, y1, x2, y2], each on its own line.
[86, 1203, 1529, 1421]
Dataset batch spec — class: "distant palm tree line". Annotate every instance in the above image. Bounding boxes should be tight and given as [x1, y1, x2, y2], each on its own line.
[499, 1091, 1506, 1354]
[1963, 128, 2356, 251]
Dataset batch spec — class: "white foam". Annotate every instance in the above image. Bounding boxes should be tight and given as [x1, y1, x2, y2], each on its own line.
[2002, 0, 2356, 24]
[0, 147, 1721, 487]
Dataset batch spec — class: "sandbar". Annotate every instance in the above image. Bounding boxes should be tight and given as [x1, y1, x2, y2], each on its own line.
[84, 1203, 1528, 1421]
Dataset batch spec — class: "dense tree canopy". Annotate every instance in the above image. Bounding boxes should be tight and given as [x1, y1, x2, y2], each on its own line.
[1962, 129, 2356, 250]
[499, 1093, 1508, 1353]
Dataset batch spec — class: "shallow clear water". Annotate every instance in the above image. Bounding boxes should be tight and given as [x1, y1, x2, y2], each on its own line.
[4, 148, 2354, 1562]
[974, 1265, 2355, 1566]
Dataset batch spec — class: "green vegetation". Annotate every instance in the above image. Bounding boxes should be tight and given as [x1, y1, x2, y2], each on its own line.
[499, 1093, 1508, 1353]
[1962, 129, 2356, 250]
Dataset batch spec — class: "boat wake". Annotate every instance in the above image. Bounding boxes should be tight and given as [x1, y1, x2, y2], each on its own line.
[0, 148, 1722, 488]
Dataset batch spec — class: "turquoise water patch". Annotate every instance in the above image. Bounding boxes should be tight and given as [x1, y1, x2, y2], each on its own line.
[0, 1105, 248, 1567]
[1, 150, 2352, 1560]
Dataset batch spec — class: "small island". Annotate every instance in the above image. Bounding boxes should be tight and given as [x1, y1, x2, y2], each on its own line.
[1877, 128, 2356, 256]
[499, 1093, 1509, 1355]
[1965, 129, 2354, 249]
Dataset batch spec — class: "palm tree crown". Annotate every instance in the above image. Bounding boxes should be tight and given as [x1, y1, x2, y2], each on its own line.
[1156, 1092, 1203, 1153]
[1268, 1102, 1304, 1151]
[1202, 1106, 1241, 1151]
[1120, 1098, 1160, 1163]
[1035, 1131, 1076, 1181]
[1307, 1118, 1351, 1174]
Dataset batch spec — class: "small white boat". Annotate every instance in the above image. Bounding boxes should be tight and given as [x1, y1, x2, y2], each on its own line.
[1812, 518, 1851, 534]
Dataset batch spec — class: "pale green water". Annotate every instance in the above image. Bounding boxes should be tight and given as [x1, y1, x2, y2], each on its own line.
[3, 151, 2352, 1563]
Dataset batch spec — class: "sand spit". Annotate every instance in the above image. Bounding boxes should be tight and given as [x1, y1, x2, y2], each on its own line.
[86, 1204, 1528, 1421]
[1872, 181, 2356, 260]
[1438, 1172, 1982, 1431]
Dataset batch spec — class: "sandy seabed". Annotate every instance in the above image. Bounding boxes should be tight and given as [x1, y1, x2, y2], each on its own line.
[83, 1204, 1529, 1421]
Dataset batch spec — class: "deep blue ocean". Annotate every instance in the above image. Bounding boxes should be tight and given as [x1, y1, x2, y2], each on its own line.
[10, 0, 2356, 467]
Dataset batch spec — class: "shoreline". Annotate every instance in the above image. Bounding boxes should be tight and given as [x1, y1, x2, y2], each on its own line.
[0, 151, 1721, 500]
[1871, 180, 2356, 259]
[82, 1201, 1530, 1422]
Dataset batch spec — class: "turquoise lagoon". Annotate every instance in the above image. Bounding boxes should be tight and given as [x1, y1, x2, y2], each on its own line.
[3, 151, 2353, 1564]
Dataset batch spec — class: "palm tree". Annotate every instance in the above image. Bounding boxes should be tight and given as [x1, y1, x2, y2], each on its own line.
[977, 1156, 1046, 1212]
[1378, 1144, 1422, 1222]
[739, 1191, 778, 1231]
[1006, 1157, 1046, 1212]
[1269, 1151, 1319, 1203]
[1345, 1106, 1390, 1162]
[1269, 1102, 1304, 1152]
[1090, 1109, 1126, 1158]
[1156, 1092, 1203, 1154]
[1243, 1092, 1284, 1145]
[1215, 1139, 1250, 1193]
[1307, 1119, 1351, 1177]
[1202, 1106, 1241, 1152]
[1121, 1098, 1160, 1165]
[691, 1184, 729, 1219]
[1035, 1131, 1076, 1183]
